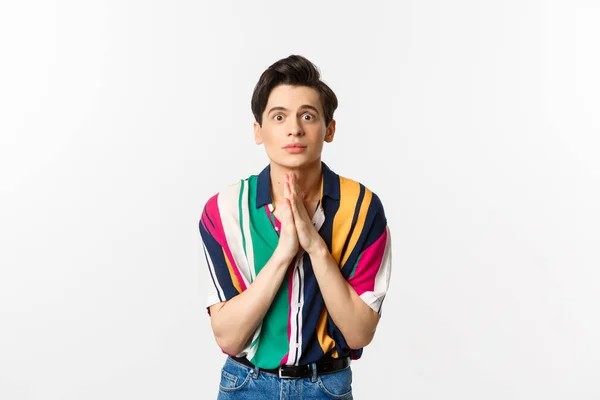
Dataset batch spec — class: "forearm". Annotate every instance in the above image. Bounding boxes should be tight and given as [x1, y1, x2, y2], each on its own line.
[210, 250, 293, 355]
[308, 242, 380, 349]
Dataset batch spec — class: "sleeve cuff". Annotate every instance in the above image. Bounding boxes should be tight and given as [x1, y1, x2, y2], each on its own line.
[359, 291, 385, 315]
[205, 292, 223, 314]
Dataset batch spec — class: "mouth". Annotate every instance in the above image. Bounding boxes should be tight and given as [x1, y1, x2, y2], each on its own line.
[283, 144, 307, 153]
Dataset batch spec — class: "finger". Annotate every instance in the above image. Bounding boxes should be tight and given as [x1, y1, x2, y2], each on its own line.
[289, 189, 300, 216]
[283, 198, 294, 223]
[290, 176, 302, 208]
[283, 175, 291, 201]
[288, 173, 294, 193]
[288, 175, 295, 200]
[290, 192, 310, 226]
[291, 187, 305, 218]
[298, 197, 311, 222]
[292, 175, 307, 208]
[290, 173, 299, 196]
[288, 178, 306, 214]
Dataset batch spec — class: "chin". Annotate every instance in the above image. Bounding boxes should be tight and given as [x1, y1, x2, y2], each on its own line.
[273, 155, 319, 169]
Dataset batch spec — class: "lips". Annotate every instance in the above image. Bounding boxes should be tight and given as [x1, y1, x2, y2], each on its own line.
[283, 144, 307, 154]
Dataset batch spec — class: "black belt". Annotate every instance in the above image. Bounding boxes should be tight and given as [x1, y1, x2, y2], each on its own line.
[230, 355, 350, 379]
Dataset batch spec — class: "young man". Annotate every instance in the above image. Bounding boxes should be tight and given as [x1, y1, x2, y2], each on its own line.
[199, 55, 392, 399]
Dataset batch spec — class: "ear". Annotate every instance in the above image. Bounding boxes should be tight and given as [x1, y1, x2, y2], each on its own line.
[324, 119, 336, 143]
[254, 121, 263, 145]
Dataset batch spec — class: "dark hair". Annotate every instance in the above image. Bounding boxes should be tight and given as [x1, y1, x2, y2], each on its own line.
[251, 55, 338, 127]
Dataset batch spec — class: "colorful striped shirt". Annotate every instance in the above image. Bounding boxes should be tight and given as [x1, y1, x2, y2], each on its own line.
[199, 162, 392, 369]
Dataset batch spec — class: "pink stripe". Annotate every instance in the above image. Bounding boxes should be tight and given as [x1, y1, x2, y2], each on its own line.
[348, 229, 387, 296]
[280, 352, 289, 365]
[274, 214, 281, 231]
[276, 246, 292, 366]
[265, 205, 282, 232]
[202, 194, 225, 241]
[202, 194, 247, 291]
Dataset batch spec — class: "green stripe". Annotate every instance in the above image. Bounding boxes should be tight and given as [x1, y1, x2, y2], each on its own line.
[349, 253, 362, 279]
[238, 180, 248, 261]
[247, 175, 289, 369]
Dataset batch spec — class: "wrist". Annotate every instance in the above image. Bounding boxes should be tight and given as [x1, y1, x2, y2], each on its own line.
[272, 247, 295, 267]
[306, 237, 328, 257]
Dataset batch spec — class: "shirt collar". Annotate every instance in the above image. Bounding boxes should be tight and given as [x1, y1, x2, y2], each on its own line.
[255, 161, 340, 208]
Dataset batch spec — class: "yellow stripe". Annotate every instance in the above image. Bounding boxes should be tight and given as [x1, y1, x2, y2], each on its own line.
[341, 188, 372, 267]
[223, 248, 242, 293]
[316, 308, 336, 355]
[331, 177, 361, 264]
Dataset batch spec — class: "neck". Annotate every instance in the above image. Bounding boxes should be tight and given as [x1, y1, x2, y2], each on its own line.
[270, 159, 323, 205]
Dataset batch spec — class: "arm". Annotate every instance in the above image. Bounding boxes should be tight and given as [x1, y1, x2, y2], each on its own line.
[307, 241, 380, 349]
[285, 172, 392, 350]
[209, 249, 292, 355]
[200, 188, 299, 355]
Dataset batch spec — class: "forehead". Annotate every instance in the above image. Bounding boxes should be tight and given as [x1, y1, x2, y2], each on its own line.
[265, 85, 322, 111]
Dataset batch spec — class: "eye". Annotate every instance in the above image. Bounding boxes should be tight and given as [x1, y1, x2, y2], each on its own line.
[274, 114, 284, 121]
[302, 113, 314, 121]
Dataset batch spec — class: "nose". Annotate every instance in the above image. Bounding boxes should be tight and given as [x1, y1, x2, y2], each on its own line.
[288, 118, 304, 136]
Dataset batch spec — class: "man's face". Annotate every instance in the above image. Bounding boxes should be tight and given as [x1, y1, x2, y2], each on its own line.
[254, 84, 335, 169]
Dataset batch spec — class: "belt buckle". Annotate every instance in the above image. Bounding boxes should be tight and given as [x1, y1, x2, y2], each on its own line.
[278, 366, 294, 379]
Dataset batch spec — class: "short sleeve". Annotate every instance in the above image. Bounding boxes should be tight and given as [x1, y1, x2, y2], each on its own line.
[347, 198, 392, 316]
[199, 194, 242, 314]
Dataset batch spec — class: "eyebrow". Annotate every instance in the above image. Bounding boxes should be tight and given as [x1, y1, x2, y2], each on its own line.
[267, 105, 320, 115]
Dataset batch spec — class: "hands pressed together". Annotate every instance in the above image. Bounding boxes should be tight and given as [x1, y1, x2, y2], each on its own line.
[275, 172, 325, 261]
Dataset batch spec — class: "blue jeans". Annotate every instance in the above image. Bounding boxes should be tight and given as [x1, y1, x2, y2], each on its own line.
[216, 356, 353, 399]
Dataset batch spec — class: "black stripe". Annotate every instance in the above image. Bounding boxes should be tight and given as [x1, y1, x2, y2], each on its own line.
[203, 245, 222, 302]
[377, 299, 384, 315]
[320, 193, 340, 254]
[293, 347, 299, 366]
[204, 209, 216, 231]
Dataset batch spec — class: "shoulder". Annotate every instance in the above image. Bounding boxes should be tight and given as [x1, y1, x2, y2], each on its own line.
[337, 173, 386, 220]
[200, 173, 259, 216]
[331, 172, 389, 254]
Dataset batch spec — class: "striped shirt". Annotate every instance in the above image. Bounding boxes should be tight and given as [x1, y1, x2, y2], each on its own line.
[199, 162, 392, 369]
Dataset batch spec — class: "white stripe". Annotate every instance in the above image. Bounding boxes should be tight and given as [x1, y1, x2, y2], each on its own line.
[245, 325, 262, 360]
[217, 181, 251, 288]
[203, 241, 225, 307]
[216, 180, 260, 359]
[287, 260, 300, 365]
[240, 181, 255, 282]
[313, 202, 326, 231]
[295, 257, 305, 365]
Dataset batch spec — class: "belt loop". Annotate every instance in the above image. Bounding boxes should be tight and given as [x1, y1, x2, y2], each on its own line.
[310, 362, 318, 382]
[252, 366, 259, 379]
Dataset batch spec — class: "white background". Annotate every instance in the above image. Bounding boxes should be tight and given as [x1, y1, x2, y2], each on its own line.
[1, 1, 599, 399]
